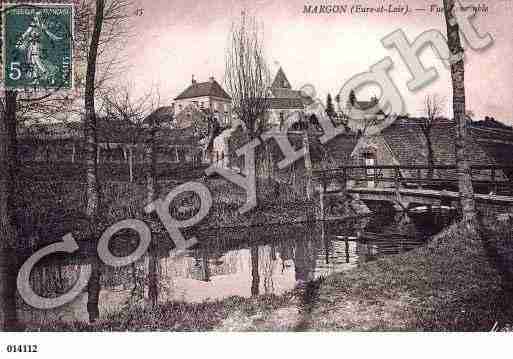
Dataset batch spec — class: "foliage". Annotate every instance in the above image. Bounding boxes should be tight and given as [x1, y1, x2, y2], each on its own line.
[326, 93, 335, 119]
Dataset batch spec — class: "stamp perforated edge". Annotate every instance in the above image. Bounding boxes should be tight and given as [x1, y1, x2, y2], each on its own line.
[1, 1, 75, 91]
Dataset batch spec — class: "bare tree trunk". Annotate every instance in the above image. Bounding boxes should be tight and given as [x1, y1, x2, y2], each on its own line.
[85, 0, 105, 323]
[145, 121, 159, 308]
[426, 134, 435, 180]
[443, 0, 477, 233]
[250, 245, 260, 296]
[253, 131, 267, 207]
[84, 0, 105, 219]
[86, 259, 101, 323]
[128, 147, 134, 182]
[145, 126, 157, 206]
[0, 91, 20, 331]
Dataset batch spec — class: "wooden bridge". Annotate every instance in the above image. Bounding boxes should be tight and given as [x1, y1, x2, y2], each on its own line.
[312, 165, 513, 214]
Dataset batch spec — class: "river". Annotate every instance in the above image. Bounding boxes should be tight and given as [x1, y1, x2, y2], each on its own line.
[18, 210, 454, 325]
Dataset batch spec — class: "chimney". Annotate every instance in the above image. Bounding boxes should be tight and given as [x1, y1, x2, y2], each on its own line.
[192, 75, 196, 84]
[209, 76, 215, 83]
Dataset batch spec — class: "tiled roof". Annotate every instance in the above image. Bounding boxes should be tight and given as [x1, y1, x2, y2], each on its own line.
[379, 118, 513, 173]
[470, 126, 513, 170]
[267, 98, 305, 110]
[270, 88, 301, 99]
[344, 95, 387, 119]
[354, 100, 376, 110]
[470, 126, 513, 143]
[345, 100, 386, 118]
[472, 118, 511, 130]
[144, 106, 175, 126]
[271, 67, 292, 89]
[270, 87, 314, 107]
[174, 80, 231, 100]
[381, 119, 431, 166]
[268, 67, 316, 108]
[313, 132, 358, 170]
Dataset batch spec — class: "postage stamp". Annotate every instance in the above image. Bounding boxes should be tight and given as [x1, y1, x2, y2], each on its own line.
[3, 3, 73, 89]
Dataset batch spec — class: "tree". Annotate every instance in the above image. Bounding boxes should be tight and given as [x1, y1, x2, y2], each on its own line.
[335, 94, 341, 107]
[101, 84, 164, 308]
[0, 0, 136, 327]
[250, 245, 260, 297]
[442, 0, 477, 233]
[81, 0, 136, 323]
[225, 12, 271, 139]
[143, 95, 163, 310]
[326, 93, 335, 120]
[101, 84, 161, 181]
[83, 0, 106, 323]
[225, 11, 271, 203]
[421, 94, 445, 179]
[349, 90, 356, 107]
[0, 91, 20, 331]
[0, 0, 78, 329]
[84, 0, 105, 222]
[76, 0, 135, 219]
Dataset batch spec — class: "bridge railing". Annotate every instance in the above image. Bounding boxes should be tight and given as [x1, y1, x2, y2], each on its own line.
[312, 165, 513, 194]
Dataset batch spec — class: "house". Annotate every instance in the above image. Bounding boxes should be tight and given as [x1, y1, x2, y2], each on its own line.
[341, 91, 387, 133]
[173, 76, 232, 128]
[351, 116, 513, 190]
[208, 67, 314, 169]
[212, 67, 357, 183]
[265, 67, 313, 130]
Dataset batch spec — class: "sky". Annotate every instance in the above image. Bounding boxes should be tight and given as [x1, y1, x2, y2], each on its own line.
[123, 0, 513, 121]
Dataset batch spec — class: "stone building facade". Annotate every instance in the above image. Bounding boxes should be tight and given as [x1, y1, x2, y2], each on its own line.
[266, 67, 313, 130]
[173, 76, 232, 128]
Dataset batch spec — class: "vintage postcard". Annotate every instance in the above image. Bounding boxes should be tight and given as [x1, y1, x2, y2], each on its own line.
[0, 0, 512, 356]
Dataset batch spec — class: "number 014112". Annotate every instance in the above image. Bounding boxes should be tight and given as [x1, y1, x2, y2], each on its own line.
[6, 344, 39, 353]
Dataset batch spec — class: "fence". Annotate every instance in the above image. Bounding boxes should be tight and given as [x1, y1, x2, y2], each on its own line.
[314, 165, 513, 194]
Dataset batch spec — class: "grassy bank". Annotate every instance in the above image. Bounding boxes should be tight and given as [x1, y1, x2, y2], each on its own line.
[24, 218, 513, 332]
[17, 176, 317, 248]
[221, 219, 513, 331]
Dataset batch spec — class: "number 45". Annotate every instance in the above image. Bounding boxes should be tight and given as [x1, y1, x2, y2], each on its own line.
[9, 62, 21, 81]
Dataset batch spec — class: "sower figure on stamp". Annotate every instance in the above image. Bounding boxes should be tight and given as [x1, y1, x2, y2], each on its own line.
[16, 12, 63, 85]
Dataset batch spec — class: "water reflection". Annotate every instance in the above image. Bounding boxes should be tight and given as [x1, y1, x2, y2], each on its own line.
[18, 211, 453, 325]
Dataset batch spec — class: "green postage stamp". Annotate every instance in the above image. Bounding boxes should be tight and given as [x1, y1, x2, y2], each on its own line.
[3, 4, 73, 89]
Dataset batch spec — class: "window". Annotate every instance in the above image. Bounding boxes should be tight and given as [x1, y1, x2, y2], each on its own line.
[364, 153, 377, 188]
[200, 102, 204, 108]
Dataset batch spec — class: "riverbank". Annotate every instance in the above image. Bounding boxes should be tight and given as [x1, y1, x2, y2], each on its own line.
[216, 220, 513, 331]
[16, 177, 319, 249]
[24, 218, 513, 331]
